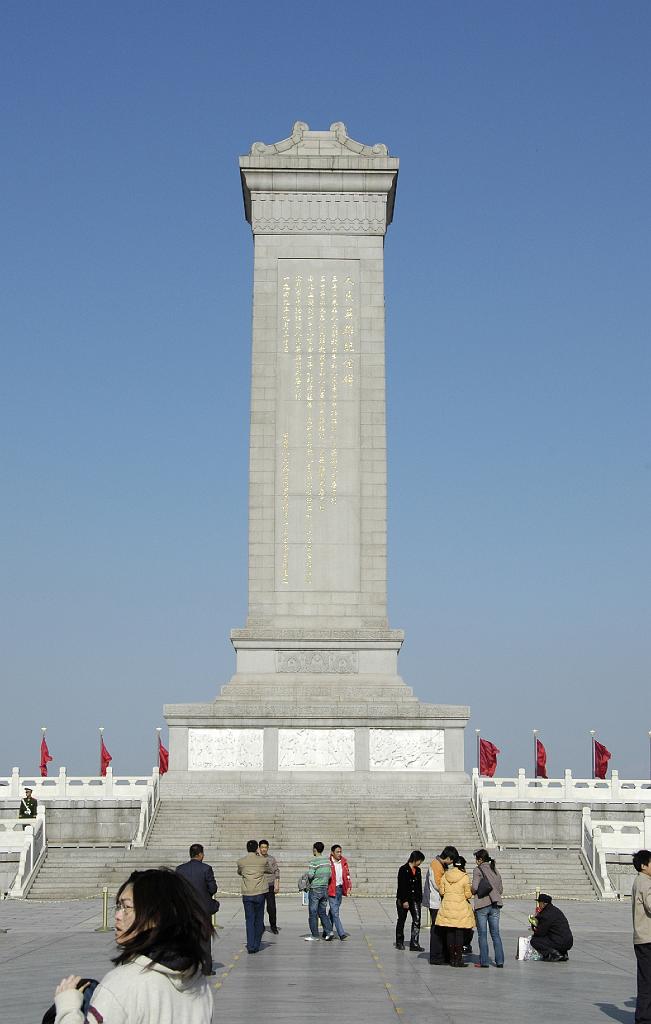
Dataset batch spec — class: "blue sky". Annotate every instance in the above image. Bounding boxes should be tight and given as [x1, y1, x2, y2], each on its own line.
[2, 1, 649, 778]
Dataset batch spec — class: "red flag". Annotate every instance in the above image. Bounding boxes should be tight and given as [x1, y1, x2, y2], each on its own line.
[158, 736, 169, 775]
[479, 738, 500, 777]
[100, 736, 112, 777]
[594, 739, 611, 779]
[40, 736, 53, 777]
[535, 738, 548, 779]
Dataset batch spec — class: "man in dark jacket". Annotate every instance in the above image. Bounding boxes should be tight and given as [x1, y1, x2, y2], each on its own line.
[176, 843, 218, 973]
[396, 850, 425, 951]
[530, 894, 573, 961]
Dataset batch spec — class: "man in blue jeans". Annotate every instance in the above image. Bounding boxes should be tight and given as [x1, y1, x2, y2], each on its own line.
[304, 842, 334, 942]
[326, 844, 352, 939]
[237, 839, 274, 953]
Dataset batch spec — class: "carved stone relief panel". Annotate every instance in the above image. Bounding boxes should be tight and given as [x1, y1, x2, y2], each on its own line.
[369, 729, 444, 772]
[276, 651, 359, 674]
[188, 729, 264, 771]
[278, 729, 355, 771]
[251, 192, 387, 234]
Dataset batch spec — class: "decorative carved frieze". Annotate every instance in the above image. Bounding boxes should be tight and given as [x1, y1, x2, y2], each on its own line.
[250, 192, 387, 235]
[275, 651, 359, 674]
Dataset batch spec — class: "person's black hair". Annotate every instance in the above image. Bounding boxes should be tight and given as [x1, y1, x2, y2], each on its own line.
[633, 849, 651, 872]
[409, 850, 425, 863]
[331, 844, 341, 853]
[474, 848, 496, 870]
[112, 869, 210, 974]
[189, 843, 204, 859]
[258, 839, 269, 847]
[454, 855, 467, 870]
[313, 841, 325, 854]
[440, 845, 459, 861]
[246, 839, 259, 853]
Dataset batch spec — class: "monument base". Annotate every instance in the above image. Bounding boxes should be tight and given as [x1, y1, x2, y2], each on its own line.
[164, 629, 469, 793]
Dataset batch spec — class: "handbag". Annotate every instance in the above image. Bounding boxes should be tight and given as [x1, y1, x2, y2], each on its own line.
[475, 865, 492, 900]
[298, 871, 310, 892]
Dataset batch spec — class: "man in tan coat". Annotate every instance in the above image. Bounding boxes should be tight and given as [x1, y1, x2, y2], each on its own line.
[632, 849, 651, 1024]
[237, 839, 274, 954]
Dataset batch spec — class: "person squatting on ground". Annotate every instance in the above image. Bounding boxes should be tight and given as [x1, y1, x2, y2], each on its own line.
[395, 851, 425, 951]
[175, 843, 218, 974]
[305, 842, 334, 941]
[631, 849, 651, 1024]
[258, 839, 280, 934]
[529, 893, 573, 961]
[437, 855, 475, 967]
[52, 868, 213, 1024]
[471, 848, 505, 968]
[423, 846, 458, 965]
[326, 844, 352, 940]
[237, 839, 274, 954]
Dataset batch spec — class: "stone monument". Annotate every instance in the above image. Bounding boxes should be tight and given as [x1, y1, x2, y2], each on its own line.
[164, 123, 469, 794]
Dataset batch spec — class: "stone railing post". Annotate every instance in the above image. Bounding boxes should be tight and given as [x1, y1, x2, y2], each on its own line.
[610, 769, 620, 800]
[517, 768, 527, 799]
[10, 767, 20, 798]
[58, 766, 67, 798]
[564, 769, 573, 799]
[104, 767, 114, 798]
[644, 808, 651, 848]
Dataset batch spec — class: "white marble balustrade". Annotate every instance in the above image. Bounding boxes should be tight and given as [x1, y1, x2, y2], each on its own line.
[0, 767, 158, 801]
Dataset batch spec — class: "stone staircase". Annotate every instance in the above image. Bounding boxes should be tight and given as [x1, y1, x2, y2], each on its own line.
[26, 797, 599, 900]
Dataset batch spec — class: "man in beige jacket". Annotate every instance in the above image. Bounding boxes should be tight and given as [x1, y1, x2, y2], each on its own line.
[632, 849, 651, 1024]
[237, 839, 274, 954]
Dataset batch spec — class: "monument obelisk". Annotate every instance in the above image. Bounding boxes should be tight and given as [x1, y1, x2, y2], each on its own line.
[164, 123, 469, 790]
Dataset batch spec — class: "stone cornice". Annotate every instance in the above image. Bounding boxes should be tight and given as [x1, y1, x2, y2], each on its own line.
[240, 122, 399, 229]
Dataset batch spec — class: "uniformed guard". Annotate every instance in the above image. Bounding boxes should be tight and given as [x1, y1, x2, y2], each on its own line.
[19, 786, 38, 818]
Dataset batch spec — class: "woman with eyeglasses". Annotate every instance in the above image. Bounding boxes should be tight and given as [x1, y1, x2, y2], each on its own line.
[52, 868, 213, 1023]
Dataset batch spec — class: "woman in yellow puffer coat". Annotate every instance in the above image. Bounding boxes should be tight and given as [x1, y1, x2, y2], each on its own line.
[437, 857, 475, 967]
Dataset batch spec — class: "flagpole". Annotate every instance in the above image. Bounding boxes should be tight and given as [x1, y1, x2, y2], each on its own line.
[475, 729, 480, 773]
[533, 729, 538, 779]
[590, 730, 595, 780]
[648, 730, 651, 780]
[156, 727, 161, 773]
[99, 727, 104, 778]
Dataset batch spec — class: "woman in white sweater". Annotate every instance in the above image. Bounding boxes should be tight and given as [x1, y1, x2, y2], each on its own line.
[53, 868, 213, 1024]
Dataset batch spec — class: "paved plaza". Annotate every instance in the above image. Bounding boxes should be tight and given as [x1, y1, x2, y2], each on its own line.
[0, 895, 638, 1024]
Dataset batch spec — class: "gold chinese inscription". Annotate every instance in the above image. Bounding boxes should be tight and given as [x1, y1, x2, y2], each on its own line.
[277, 260, 359, 588]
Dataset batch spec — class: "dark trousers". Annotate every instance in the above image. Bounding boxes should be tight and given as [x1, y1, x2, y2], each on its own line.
[242, 893, 265, 952]
[200, 911, 213, 974]
[396, 899, 421, 948]
[635, 942, 651, 1024]
[264, 885, 277, 928]
[531, 933, 572, 956]
[429, 909, 448, 963]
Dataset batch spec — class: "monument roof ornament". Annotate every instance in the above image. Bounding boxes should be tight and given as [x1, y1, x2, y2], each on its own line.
[247, 121, 390, 158]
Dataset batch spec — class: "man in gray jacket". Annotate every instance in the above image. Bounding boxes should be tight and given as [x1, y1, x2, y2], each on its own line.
[237, 839, 274, 953]
[632, 849, 651, 1024]
[258, 839, 280, 934]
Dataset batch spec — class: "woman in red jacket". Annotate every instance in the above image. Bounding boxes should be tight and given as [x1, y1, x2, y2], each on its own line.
[326, 844, 352, 940]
